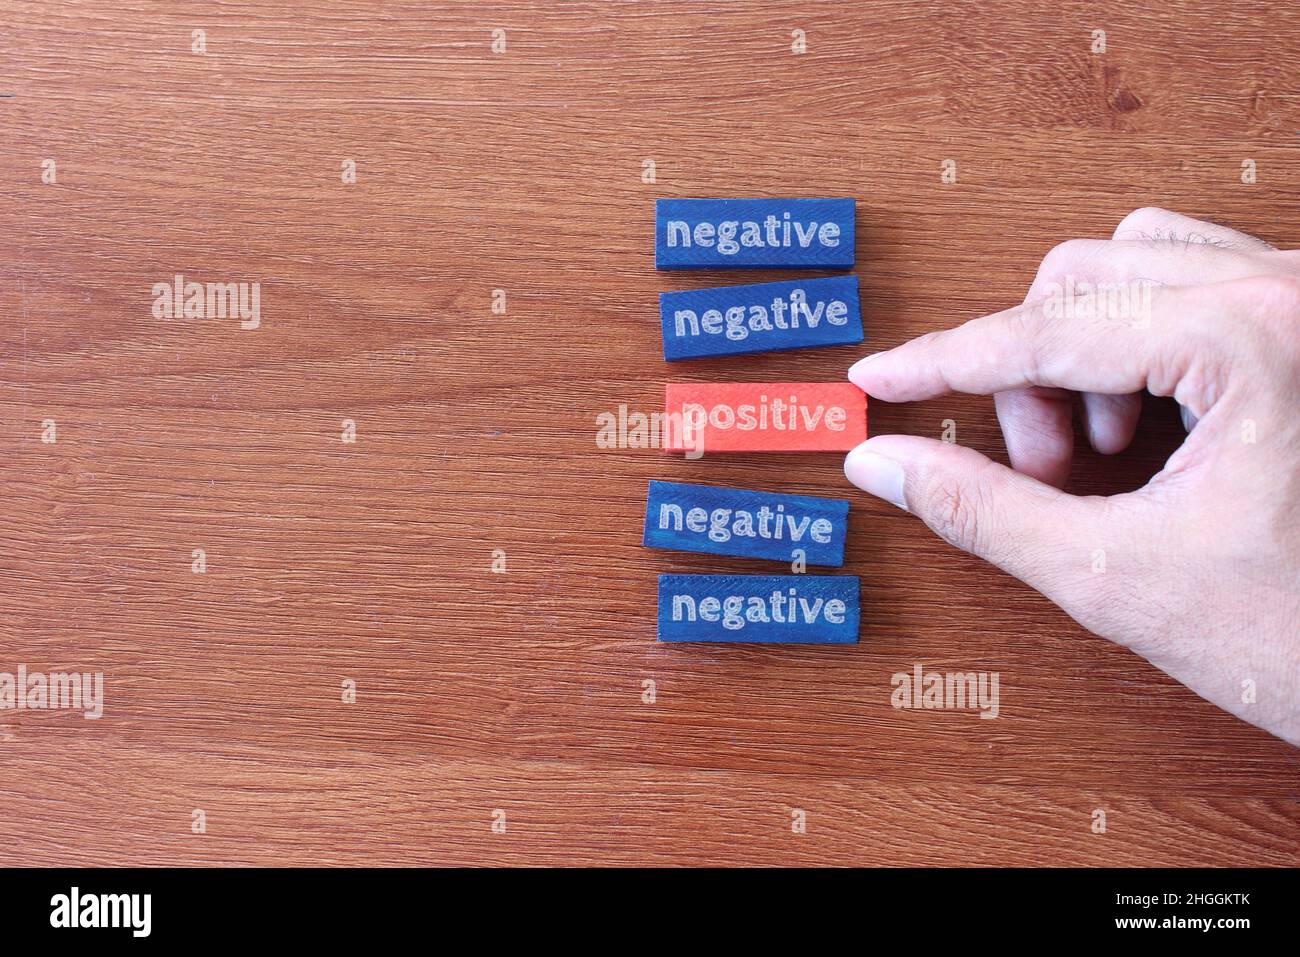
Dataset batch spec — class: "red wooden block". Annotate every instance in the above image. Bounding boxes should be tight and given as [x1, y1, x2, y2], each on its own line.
[663, 382, 867, 453]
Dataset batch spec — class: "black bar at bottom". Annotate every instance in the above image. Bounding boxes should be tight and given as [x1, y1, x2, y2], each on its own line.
[0, 866, 1288, 943]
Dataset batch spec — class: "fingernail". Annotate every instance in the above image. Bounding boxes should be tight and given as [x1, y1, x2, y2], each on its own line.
[847, 352, 883, 389]
[843, 446, 908, 510]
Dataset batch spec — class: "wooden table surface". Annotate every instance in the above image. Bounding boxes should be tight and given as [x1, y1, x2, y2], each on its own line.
[2, 1, 1297, 867]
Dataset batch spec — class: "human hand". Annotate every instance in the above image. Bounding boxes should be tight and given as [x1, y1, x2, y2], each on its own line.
[843, 208, 1300, 745]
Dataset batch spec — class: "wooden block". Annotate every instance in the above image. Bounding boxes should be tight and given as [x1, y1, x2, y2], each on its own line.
[655, 198, 855, 269]
[663, 382, 866, 453]
[643, 480, 849, 566]
[657, 574, 860, 644]
[659, 275, 863, 361]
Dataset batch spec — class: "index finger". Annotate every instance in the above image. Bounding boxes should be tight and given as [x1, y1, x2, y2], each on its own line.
[848, 281, 1238, 404]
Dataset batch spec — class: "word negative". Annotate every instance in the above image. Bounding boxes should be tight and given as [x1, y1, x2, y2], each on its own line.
[658, 574, 860, 643]
[656, 198, 855, 269]
[643, 480, 849, 566]
[660, 275, 862, 361]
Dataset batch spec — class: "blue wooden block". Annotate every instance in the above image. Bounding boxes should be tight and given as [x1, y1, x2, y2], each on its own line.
[643, 480, 849, 566]
[657, 574, 860, 644]
[655, 198, 855, 270]
[659, 275, 862, 361]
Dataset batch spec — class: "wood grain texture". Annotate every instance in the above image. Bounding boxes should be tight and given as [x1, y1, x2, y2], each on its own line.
[1, 0, 1297, 866]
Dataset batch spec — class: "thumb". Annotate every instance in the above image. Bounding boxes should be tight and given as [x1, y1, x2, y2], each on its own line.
[844, 434, 1122, 607]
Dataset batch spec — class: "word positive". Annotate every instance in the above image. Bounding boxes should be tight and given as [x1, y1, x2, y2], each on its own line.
[663, 382, 867, 452]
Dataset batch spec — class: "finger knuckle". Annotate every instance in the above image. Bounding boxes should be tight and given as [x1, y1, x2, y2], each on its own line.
[1038, 239, 1094, 280]
[1008, 305, 1052, 384]
[1113, 206, 1170, 239]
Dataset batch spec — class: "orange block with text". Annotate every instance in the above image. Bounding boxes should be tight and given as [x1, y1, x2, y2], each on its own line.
[663, 382, 867, 453]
